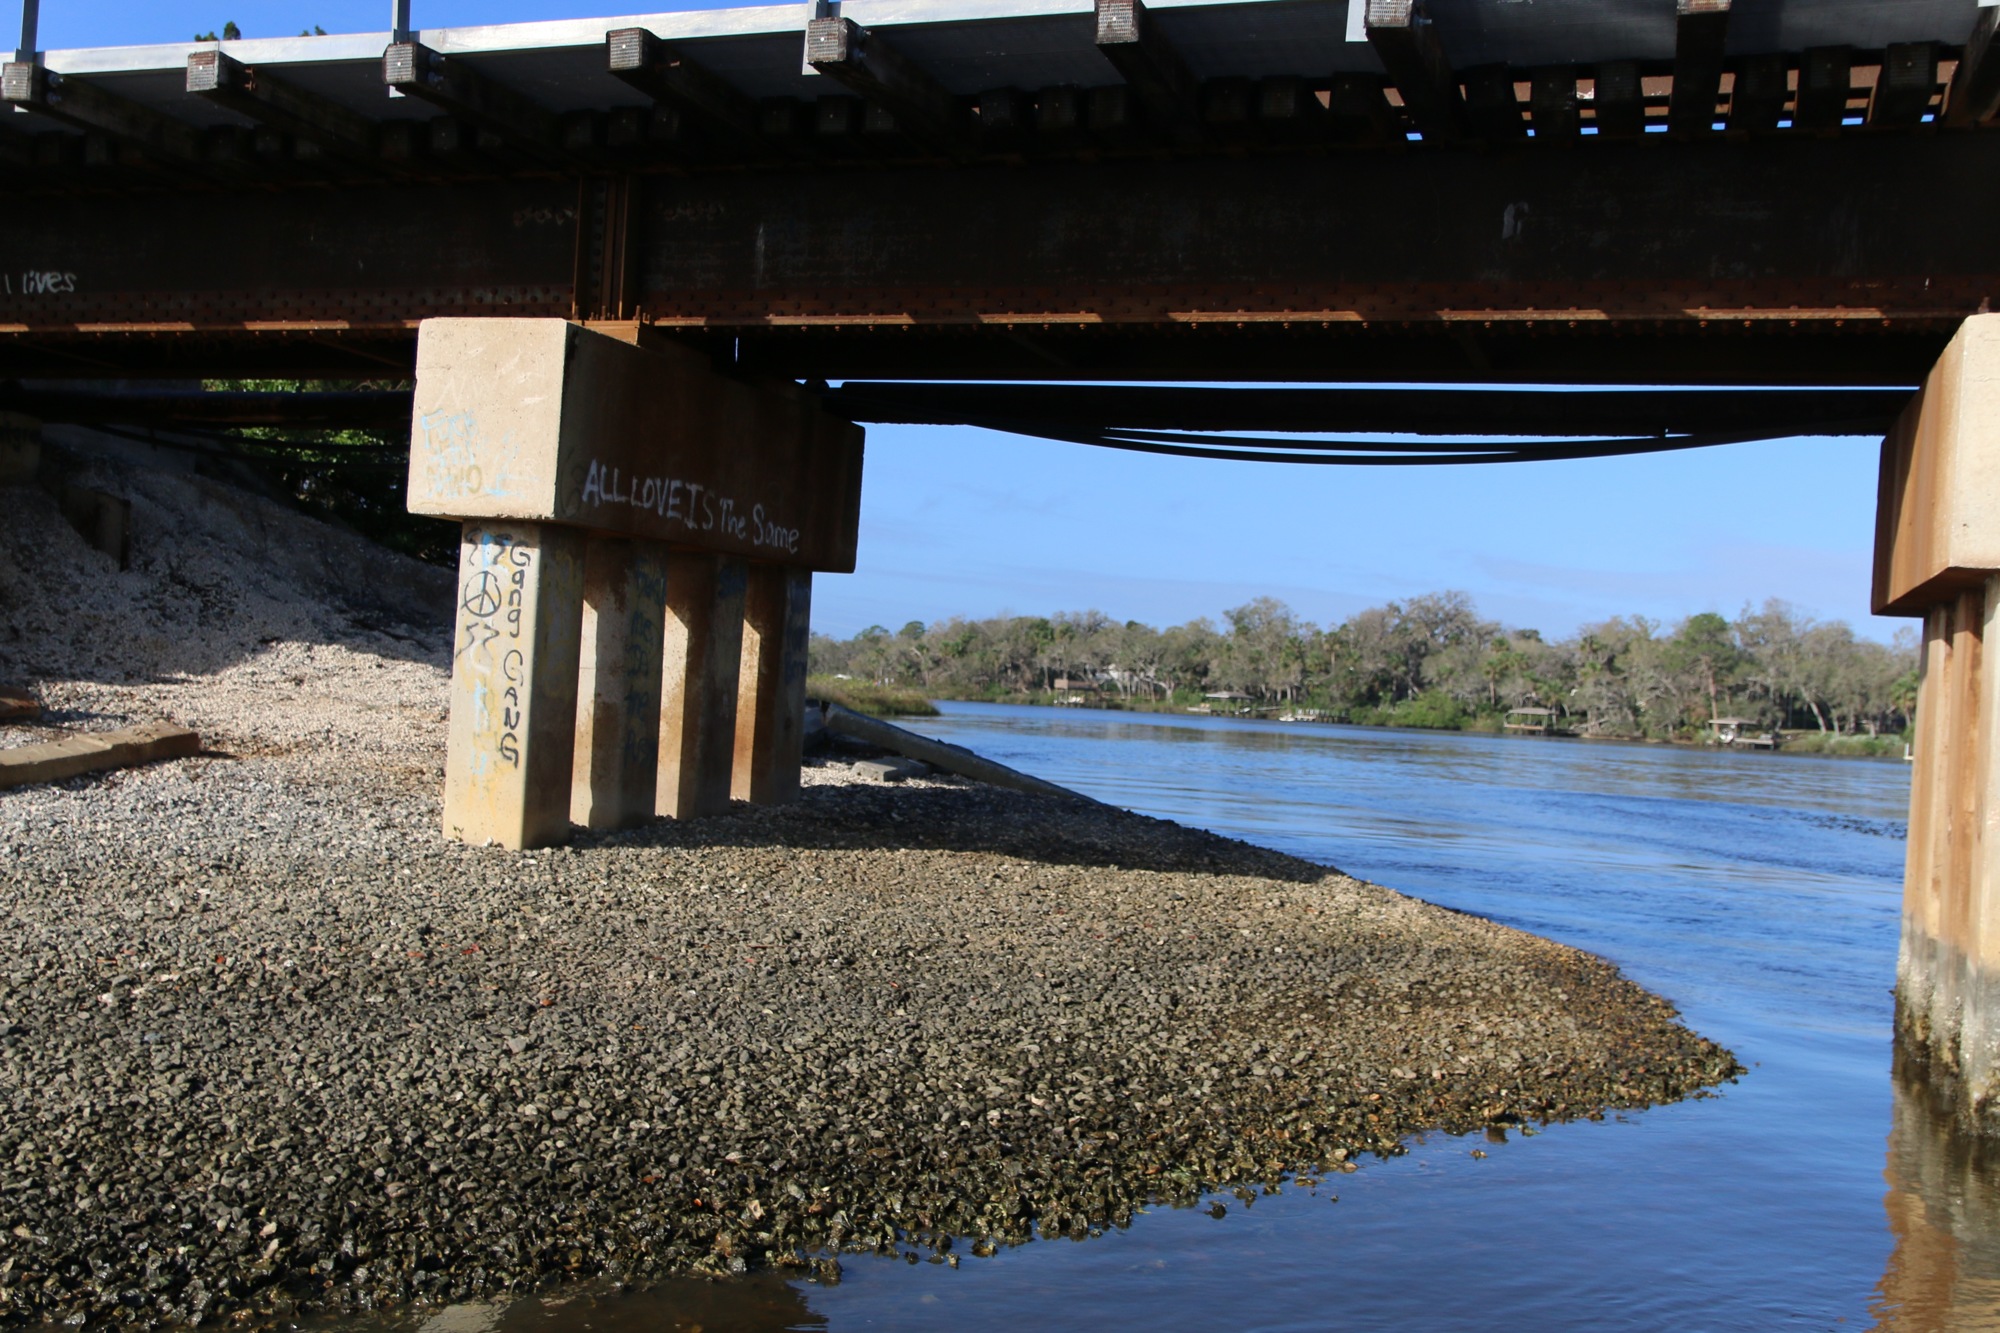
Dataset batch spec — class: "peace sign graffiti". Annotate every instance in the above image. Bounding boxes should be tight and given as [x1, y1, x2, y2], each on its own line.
[461, 570, 502, 619]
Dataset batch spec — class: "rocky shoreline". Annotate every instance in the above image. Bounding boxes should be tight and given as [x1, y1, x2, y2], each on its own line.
[0, 744, 1740, 1328]
[0, 463, 1740, 1327]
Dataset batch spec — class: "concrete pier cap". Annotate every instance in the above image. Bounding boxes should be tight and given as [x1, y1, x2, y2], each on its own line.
[404, 318, 864, 850]
[1877, 314, 2000, 1130]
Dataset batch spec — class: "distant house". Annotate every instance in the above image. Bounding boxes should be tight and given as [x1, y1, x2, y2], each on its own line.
[1193, 690, 1255, 716]
[1102, 665, 1164, 697]
[1051, 676, 1091, 706]
[1504, 706, 1556, 735]
[1707, 717, 1779, 748]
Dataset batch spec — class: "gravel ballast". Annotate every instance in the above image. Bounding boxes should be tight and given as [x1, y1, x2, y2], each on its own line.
[0, 457, 1741, 1327]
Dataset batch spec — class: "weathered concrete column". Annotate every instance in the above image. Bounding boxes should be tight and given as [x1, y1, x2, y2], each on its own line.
[658, 553, 748, 820]
[443, 522, 586, 849]
[1875, 314, 2000, 1129]
[407, 317, 865, 848]
[734, 565, 814, 805]
[570, 537, 668, 831]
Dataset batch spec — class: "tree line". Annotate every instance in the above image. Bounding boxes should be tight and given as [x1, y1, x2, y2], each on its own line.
[809, 592, 1920, 741]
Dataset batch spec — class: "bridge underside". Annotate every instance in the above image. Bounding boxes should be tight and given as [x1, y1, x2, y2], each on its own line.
[6, 0, 2000, 388]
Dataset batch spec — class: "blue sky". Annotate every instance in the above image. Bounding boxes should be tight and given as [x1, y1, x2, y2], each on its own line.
[41, 0, 1911, 643]
[827, 424, 1898, 641]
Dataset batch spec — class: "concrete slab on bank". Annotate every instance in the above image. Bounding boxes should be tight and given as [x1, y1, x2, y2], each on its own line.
[0, 721, 201, 790]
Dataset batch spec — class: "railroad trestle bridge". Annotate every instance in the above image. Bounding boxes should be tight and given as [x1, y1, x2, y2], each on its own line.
[5, 0, 2000, 1125]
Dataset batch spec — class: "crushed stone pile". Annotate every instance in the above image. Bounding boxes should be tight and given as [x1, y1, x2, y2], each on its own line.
[0, 442, 452, 759]
[0, 446, 1742, 1329]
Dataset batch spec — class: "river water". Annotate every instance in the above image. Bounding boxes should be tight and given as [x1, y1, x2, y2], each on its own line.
[445, 703, 2000, 1332]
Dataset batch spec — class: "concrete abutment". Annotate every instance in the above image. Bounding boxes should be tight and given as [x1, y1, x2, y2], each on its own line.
[410, 318, 865, 850]
[1878, 316, 2000, 1129]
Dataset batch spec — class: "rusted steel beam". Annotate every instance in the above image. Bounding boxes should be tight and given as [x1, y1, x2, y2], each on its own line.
[3, 136, 1996, 321]
[420, 115, 489, 168]
[805, 15, 968, 158]
[1093, 0, 1206, 148]
[381, 41, 562, 165]
[1592, 60, 1646, 137]
[1462, 64, 1525, 141]
[4, 321, 1959, 387]
[0, 386, 413, 428]
[2, 380, 1911, 440]
[1669, 0, 1730, 135]
[1256, 76, 1328, 144]
[0, 113, 34, 166]
[1202, 77, 1253, 133]
[185, 49, 384, 171]
[818, 89, 884, 155]
[1795, 46, 1853, 131]
[0, 175, 576, 336]
[572, 173, 640, 321]
[625, 138, 2000, 324]
[1870, 42, 1940, 129]
[1364, 0, 1464, 144]
[606, 27, 769, 156]
[605, 102, 693, 159]
[1728, 53, 1788, 133]
[1035, 83, 1083, 142]
[1945, 6, 2000, 128]
[769, 322, 1967, 388]
[198, 122, 314, 180]
[1528, 67, 1580, 140]
[821, 382, 1907, 438]
[975, 87, 1033, 149]
[757, 97, 812, 149]
[1328, 73, 1399, 143]
[1085, 84, 1146, 150]
[2, 133, 1998, 385]
[0, 331, 420, 378]
[813, 93, 856, 137]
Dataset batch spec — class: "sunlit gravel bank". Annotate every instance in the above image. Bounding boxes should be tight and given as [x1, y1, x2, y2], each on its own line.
[0, 747, 1741, 1327]
[0, 466, 1740, 1327]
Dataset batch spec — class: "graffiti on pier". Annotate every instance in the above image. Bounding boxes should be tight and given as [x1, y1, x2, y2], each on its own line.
[417, 409, 521, 506]
[578, 458, 800, 555]
[455, 531, 535, 770]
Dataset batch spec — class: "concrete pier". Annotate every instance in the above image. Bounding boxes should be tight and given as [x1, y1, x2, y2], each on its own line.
[657, 553, 749, 821]
[442, 522, 587, 850]
[1875, 315, 2000, 1129]
[408, 318, 865, 848]
[570, 537, 667, 832]
[733, 564, 814, 806]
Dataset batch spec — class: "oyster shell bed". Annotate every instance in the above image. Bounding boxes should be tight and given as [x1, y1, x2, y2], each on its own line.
[0, 455, 1741, 1327]
[0, 749, 1743, 1328]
